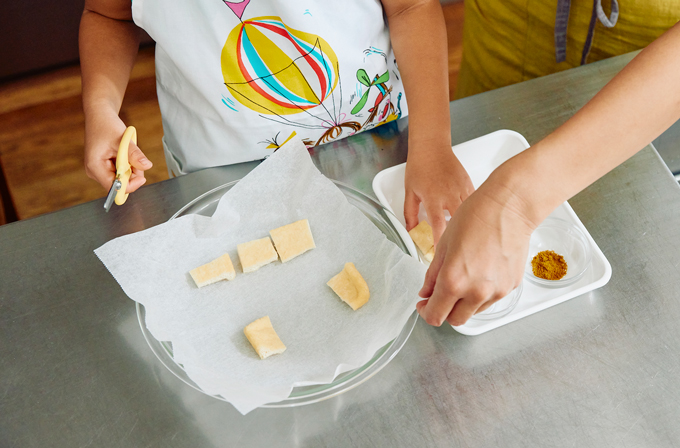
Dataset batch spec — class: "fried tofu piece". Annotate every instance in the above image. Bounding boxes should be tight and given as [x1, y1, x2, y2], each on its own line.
[244, 316, 286, 359]
[237, 237, 278, 273]
[269, 219, 316, 263]
[189, 253, 236, 288]
[327, 262, 370, 311]
[408, 220, 435, 262]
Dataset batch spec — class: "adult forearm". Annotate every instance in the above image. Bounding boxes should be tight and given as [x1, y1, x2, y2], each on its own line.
[491, 22, 680, 226]
[79, 7, 141, 118]
[384, 0, 451, 148]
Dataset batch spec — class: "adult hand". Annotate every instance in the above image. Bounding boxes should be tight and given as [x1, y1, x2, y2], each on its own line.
[404, 144, 474, 244]
[84, 108, 152, 193]
[416, 185, 536, 326]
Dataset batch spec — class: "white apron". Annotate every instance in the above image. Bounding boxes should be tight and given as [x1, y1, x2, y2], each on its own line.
[131, 0, 408, 175]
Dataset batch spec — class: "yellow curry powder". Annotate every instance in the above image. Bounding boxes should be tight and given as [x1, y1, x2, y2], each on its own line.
[531, 250, 568, 280]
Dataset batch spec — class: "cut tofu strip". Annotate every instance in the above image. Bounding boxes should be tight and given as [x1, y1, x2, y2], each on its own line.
[327, 262, 370, 311]
[408, 220, 435, 262]
[237, 237, 279, 273]
[189, 253, 236, 288]
[244, 316, 287, 359]
[269, 219, 316, 263]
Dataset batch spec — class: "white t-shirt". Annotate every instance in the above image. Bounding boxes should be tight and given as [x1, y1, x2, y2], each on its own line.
[131, 0, 408, 175]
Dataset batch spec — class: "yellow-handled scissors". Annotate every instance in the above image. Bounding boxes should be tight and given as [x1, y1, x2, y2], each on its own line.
[103, 126, 137, 212]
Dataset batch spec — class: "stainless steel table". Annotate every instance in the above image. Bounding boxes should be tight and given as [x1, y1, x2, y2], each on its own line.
[2, 52, 680, 447]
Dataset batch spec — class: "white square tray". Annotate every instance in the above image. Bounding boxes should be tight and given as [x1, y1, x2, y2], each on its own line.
[372, 130, 612, 335]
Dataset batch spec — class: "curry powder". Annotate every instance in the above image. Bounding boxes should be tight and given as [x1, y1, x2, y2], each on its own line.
[531, 250, 568, 280]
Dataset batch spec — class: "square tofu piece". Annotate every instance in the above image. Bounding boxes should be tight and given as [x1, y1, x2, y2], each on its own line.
[189, 253, 236, 288]
[327, 262, 370, 311]
[269, 219, 316, 263]
[237, 237, 278, 273]
[243, 316, 286, 359]
[408, 220, 435, 262]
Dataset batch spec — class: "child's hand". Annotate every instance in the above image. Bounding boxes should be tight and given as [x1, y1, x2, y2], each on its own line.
[84, 109, 153, 193]
[415, 186, 532, 326]
[404, 146, 474, 243]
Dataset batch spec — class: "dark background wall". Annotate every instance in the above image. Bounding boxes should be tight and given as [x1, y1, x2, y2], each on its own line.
[0, 0, 459, 83]
[0, 0, 152, 82]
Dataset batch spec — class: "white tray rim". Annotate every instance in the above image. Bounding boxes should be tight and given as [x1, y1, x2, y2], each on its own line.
[372, 129, 613, 336]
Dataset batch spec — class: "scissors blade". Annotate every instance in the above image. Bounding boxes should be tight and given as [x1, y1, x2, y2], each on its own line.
[104, 179, 122, 212]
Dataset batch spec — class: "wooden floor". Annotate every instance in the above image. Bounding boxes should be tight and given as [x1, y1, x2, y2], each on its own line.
[0, 1, 464, 224]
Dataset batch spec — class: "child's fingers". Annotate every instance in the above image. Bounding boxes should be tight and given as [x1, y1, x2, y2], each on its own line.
[128, 141, 153, 171]
[125, 167, 147, 193]
[404, 189, 421, 231]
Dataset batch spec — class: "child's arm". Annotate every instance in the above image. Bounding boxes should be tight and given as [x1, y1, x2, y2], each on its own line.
[417, 22, 680, 327]
[382, 0, 474, 243]
[80, 0, 152, 193]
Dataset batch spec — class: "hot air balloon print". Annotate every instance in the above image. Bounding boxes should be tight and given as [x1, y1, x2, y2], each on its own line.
[221, 15, 340, 119]
[219, 1, 397, 147]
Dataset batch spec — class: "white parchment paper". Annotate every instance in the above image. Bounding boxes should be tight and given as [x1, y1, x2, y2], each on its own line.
[95, 137, 426, 414]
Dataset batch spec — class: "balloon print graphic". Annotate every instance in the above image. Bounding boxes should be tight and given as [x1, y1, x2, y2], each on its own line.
[219, 0, 398, 146]
[221, 18, 339, 117]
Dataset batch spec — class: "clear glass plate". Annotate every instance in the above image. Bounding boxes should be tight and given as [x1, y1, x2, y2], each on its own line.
[136, 179, 419, 407]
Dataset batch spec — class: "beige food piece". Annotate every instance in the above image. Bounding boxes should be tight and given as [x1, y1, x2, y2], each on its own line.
[269, 219, 316, 263]
[237, 237, 278, 273]
[189, 253, 236, 288]
[243, 316, 287, 359]
[327, 262, 370, 311]
[408, 220, 435, 262]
